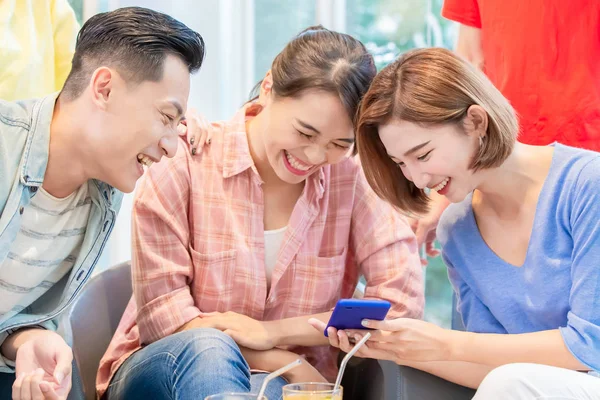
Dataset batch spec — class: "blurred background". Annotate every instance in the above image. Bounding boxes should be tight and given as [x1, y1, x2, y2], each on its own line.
[70, 0, 457, 327]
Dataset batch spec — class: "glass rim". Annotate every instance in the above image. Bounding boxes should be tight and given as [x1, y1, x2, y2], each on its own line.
[204, 393, 260, 399]
[282, 382, 342, 394]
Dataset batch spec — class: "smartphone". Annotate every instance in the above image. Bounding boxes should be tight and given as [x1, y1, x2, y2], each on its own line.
[324, 299, 391, 337]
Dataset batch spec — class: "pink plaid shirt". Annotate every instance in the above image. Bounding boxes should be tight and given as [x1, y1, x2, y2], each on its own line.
[96, 105, 424, 397]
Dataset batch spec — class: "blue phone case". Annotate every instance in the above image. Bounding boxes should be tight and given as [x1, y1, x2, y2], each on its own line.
[324, 299, 391, 336]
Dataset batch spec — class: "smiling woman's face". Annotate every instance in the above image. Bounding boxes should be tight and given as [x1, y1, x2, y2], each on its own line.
[257, 89, 355, 185]
[378, 118, 480, 203]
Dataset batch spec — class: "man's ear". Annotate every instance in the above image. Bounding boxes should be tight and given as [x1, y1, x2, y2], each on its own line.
[90, 67, 114, 109]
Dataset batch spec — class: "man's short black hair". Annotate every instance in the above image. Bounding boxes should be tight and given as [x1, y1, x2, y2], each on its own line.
[61, 7, 205, 100]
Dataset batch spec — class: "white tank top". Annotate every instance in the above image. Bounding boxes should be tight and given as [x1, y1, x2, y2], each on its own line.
[263, 226, 287, 289]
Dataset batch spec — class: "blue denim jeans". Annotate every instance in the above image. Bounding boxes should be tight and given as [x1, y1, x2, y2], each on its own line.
[105, 328, 287, 400]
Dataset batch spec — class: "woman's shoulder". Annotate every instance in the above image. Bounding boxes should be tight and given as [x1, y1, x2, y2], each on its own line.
[141, 123, 231, 191]
[548, 144, 600, 196]
[551, 144, 600, 176]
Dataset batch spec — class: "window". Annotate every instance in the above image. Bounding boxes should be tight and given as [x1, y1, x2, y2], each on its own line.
[254, 0, 316, 82]
[346, 0, 456, 68]
[67, 0, 84, 23]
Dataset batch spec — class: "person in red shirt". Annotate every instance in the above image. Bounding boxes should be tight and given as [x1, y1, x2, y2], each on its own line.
[443, 0, 600, 151]
[412, 0, 600, 264]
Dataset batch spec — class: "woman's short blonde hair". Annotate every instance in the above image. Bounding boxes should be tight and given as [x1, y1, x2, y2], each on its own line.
[356, 47, 519, 215]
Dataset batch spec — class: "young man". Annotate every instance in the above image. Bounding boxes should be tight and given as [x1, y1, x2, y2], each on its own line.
[0, 7, 204, 399]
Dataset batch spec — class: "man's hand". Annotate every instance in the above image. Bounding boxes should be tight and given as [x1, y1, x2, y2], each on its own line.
[9, 330, 72, 400]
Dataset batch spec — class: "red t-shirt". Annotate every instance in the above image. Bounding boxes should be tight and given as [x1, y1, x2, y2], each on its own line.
[442, 0, 600, 151]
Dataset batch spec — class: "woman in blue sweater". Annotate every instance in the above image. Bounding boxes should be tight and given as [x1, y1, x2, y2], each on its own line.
[311, 47, 600, 398]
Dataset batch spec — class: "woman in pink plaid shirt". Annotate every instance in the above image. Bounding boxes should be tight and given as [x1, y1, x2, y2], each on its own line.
[97, 26, 424, 400]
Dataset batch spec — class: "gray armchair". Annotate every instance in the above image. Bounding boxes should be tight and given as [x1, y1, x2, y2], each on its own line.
[61, 261, 133, 400]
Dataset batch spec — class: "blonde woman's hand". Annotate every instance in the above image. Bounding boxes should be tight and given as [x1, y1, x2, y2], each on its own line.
[345, 318, 457, 363]
[309, 317, 458, 364]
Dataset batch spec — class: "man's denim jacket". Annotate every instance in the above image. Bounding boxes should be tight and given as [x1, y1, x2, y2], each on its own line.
[0, 94, 122, 372]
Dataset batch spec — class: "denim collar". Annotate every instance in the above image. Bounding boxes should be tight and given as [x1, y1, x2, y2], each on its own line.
[18, 92, 59, 188]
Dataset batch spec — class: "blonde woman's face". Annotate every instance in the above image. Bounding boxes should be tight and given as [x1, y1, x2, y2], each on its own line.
[378, 118, 480, 203]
